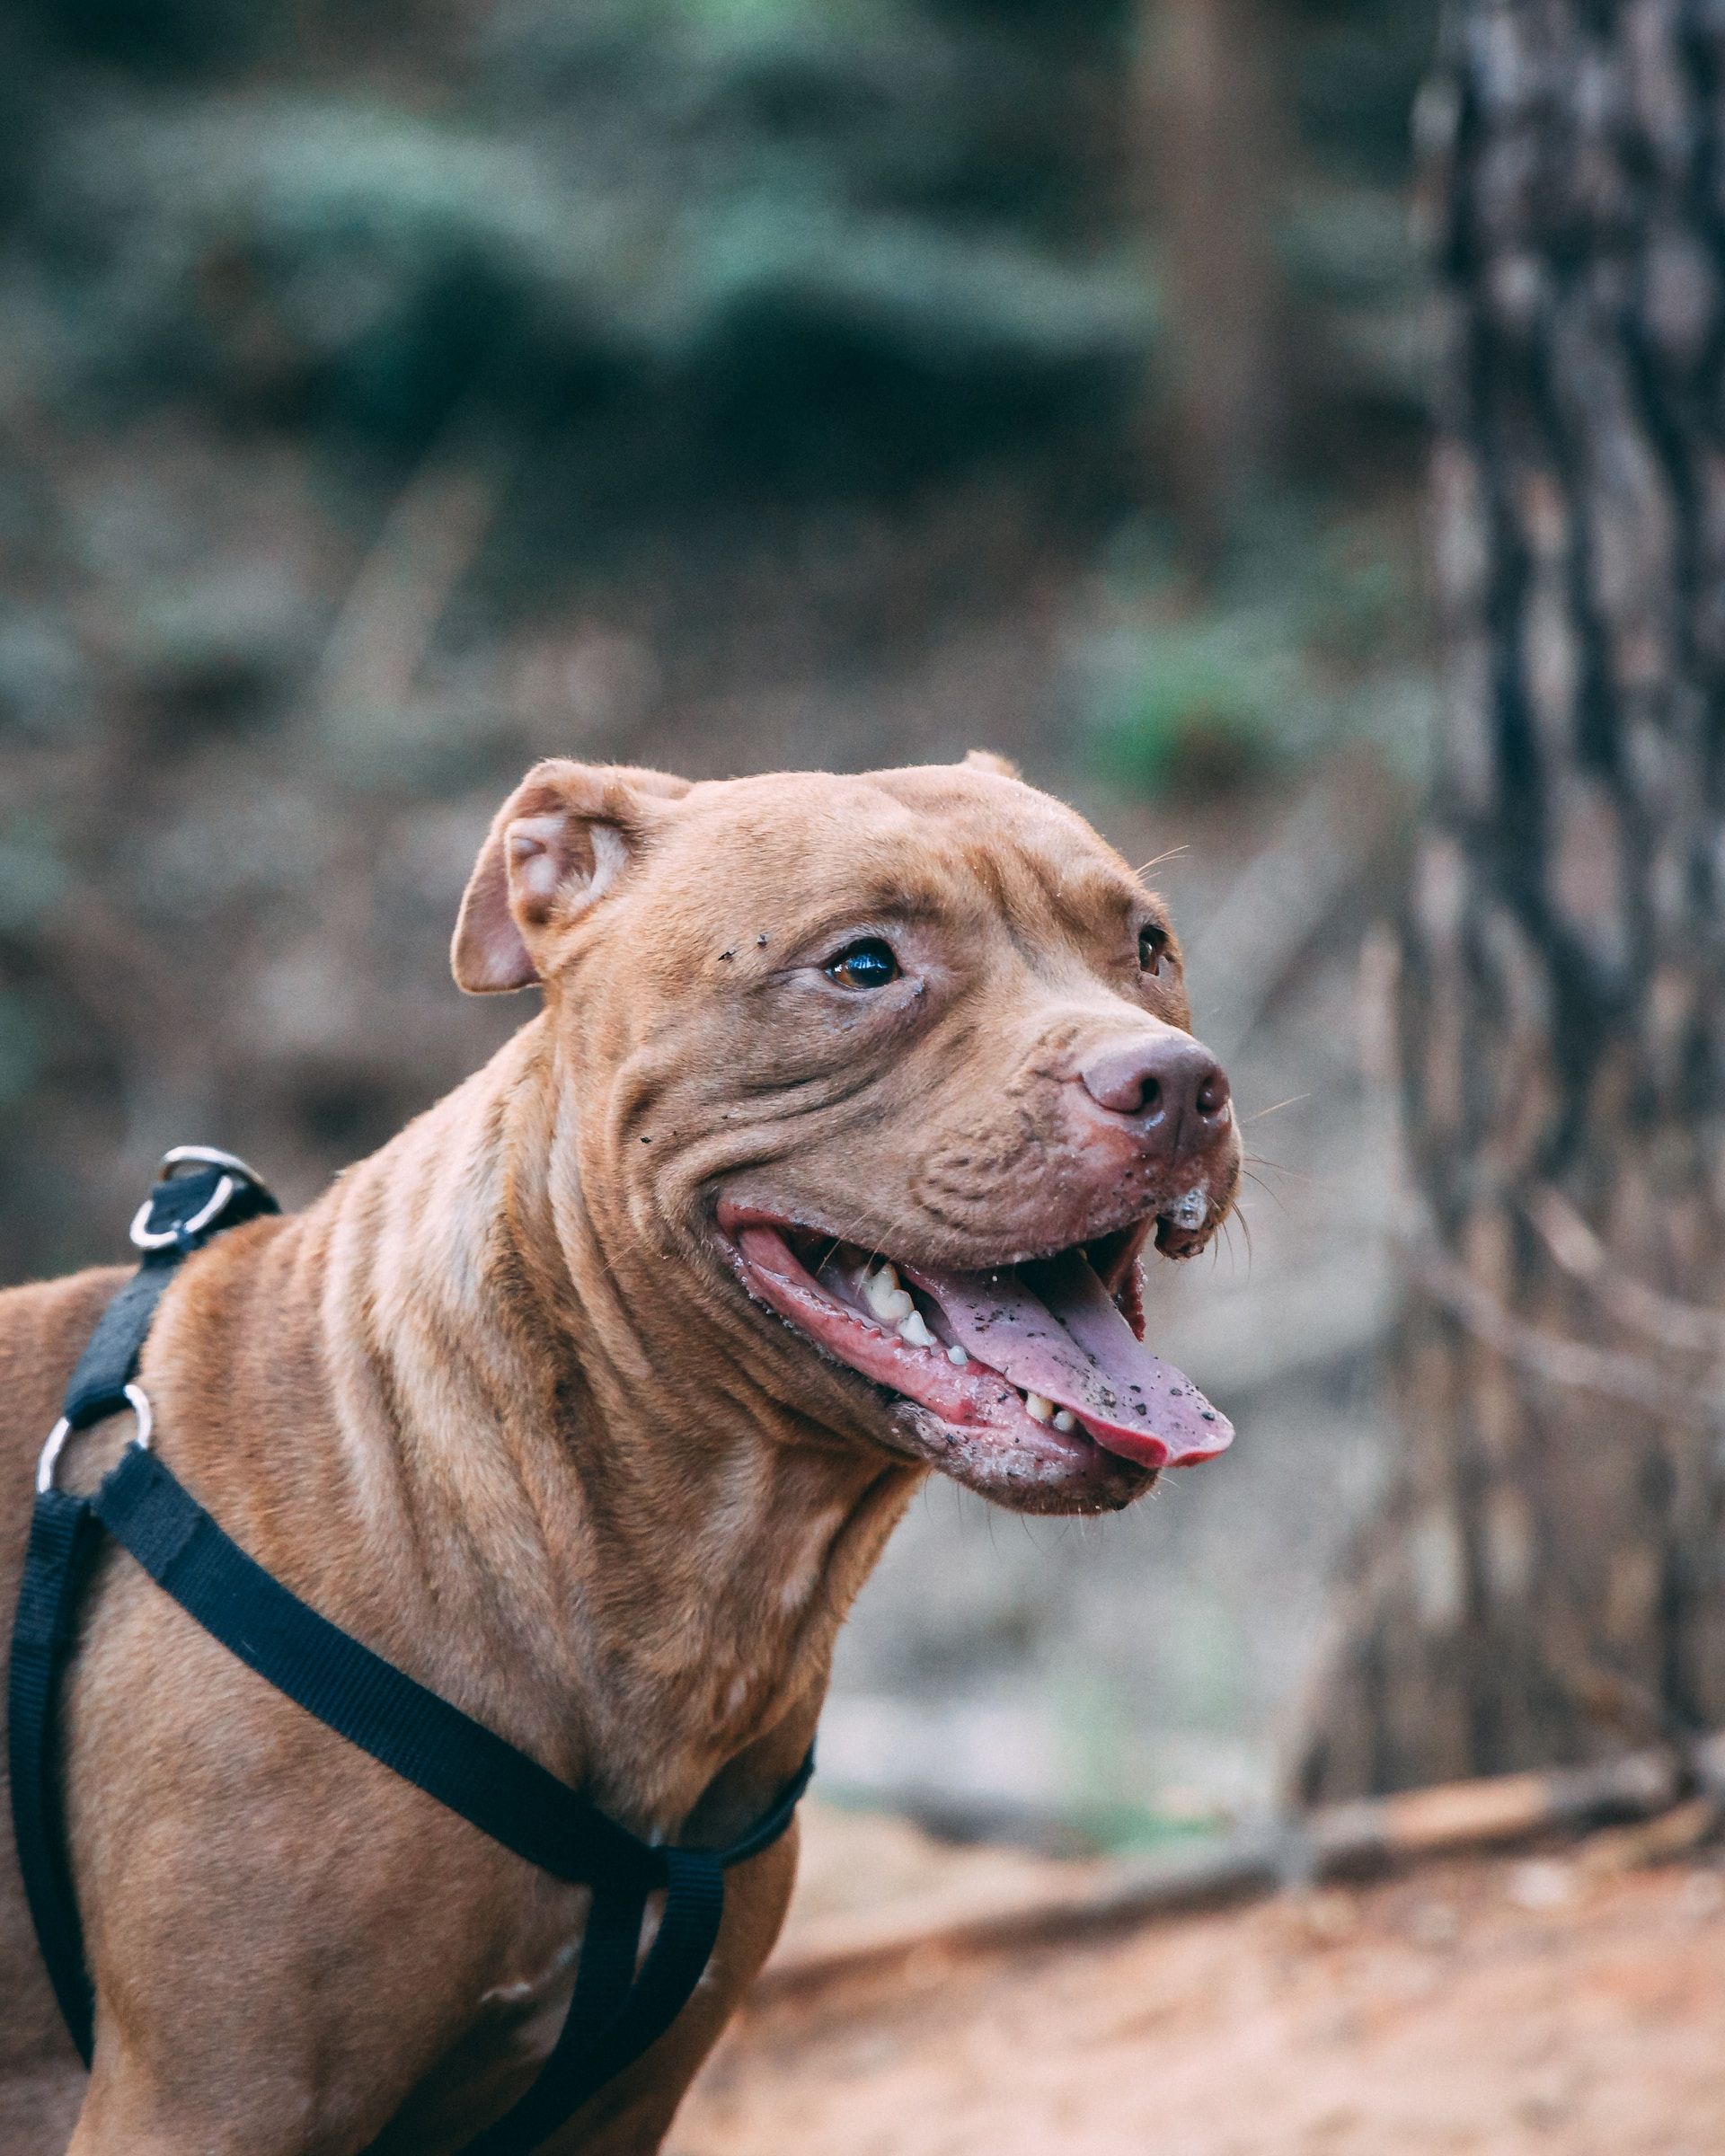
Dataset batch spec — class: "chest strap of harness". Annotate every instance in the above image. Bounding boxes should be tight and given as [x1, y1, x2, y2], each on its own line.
[7, 1146, 811, 2156]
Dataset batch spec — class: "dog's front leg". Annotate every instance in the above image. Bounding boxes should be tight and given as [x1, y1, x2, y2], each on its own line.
[65, 2055, 329, 2156]
[58, 1826, 799, 2156]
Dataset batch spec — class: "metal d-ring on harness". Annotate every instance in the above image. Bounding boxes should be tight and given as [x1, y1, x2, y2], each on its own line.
[7, 1150, 811, 2156]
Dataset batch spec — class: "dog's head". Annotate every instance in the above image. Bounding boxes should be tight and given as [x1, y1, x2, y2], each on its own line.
[454, 755, 1241, 1515]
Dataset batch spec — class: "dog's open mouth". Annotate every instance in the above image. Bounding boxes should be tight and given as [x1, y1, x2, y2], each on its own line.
[717, 1206, 1233, 1472]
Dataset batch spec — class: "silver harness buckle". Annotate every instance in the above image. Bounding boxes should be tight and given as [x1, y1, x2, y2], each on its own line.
[128, 1144, 266, 1254]
[37, 1383, 154, 1498]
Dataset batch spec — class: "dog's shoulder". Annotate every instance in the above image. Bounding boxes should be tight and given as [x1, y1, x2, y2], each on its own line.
[0, 1264, 131, 1527]
[0, 1264, 131, 1397]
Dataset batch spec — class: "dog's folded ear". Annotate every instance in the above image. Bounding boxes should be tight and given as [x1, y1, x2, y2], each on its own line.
[453, 760, 691, 994]
[963, 749, 1020, 780]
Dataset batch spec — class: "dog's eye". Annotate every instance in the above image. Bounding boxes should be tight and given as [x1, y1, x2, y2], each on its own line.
[826, 939, 900, 991]
[1138, 924, 1169, 976]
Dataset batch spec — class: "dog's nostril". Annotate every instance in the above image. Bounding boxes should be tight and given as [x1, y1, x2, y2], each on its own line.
[1079, 1033, 1230, 1132]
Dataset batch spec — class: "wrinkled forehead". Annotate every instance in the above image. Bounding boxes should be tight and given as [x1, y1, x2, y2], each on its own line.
[649, 768, 1147, 937]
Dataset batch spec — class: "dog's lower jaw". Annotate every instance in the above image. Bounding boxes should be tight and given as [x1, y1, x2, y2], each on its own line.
[690, 1267, 1157, 1516]
[886, 1399, 1155, 1515]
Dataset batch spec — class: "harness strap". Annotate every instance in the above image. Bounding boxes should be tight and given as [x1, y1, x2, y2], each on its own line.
[90, 1446, 659, 1892]
[7, 1488, 102, 2060]
[464, 1879, 650, 2156]
[6, 1151, 811, 2155]
[63, 1158, 279, 1428]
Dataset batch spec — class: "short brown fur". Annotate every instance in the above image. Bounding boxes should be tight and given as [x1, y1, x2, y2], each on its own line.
[0, 757, 1239, 2153]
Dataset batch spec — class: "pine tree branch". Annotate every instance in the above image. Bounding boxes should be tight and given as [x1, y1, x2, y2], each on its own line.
[1523, 1184, 1725, 1360]
[1401, 1229, 1723, 1433]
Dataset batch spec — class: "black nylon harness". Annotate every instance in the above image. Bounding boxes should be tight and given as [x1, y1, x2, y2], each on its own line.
[7, 1148, 811, 2154]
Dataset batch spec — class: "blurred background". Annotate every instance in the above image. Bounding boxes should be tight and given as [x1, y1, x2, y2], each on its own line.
[0, 0, 1437, 1851]
[21, 6, 1725, 2146]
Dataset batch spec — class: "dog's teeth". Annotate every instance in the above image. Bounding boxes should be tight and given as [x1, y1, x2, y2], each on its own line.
[898, 1310, 936, 1349]
[1052, 1409, 1076, 1433]
[1025, 1392, 1054, 1425]
[861, 1265, 914, 1325]
[946, 1343, 969, 1366]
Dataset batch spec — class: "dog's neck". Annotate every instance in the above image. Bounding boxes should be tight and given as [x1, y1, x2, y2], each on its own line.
[314, 1018, 916, 1842]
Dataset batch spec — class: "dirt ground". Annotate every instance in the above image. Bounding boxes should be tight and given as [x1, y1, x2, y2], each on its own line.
[676, 1818, 1725, 2156]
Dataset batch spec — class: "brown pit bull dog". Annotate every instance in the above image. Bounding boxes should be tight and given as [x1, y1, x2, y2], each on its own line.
[0, 753, 1241, 2155]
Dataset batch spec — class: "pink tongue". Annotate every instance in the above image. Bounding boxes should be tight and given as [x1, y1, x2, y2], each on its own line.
[903, 1250, 1233, 1469]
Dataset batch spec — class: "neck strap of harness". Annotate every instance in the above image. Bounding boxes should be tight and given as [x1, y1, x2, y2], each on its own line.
[7, 1148, 812, 2156]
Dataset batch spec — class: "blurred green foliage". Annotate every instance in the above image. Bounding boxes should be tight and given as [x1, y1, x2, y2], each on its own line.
[15, 0, 1155, 474]
[0, 817, 70, 936]
[6, 0, 1431, 488]
[1083, 501, 1429, 797]
[1093, 614, 1305, 797]
[1293, 0, 1443, 187]
[0, 993, 47, 1111]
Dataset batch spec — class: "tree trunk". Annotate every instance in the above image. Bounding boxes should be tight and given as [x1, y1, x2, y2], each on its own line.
[1298, 0, 1725, 1802]
[1137, 0, 1289, 571]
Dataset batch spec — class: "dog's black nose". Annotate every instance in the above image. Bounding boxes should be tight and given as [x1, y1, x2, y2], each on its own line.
[1080, 1032, 1231, 1133]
